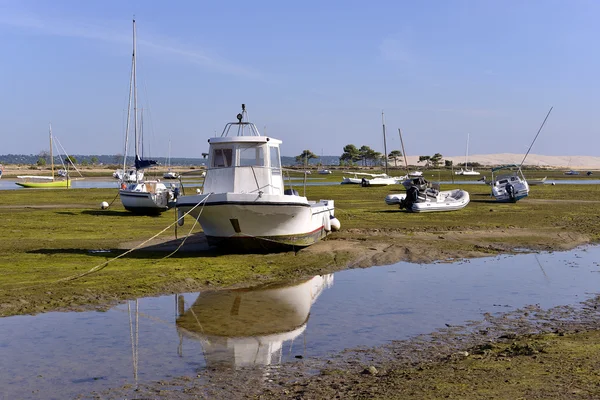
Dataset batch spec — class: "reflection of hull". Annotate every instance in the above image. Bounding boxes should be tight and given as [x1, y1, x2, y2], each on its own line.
[176, 275, 333, 368]
[176, 193, 335, 249]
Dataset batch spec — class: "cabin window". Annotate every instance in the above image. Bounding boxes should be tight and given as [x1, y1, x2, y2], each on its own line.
[269, 146, 281, 173]
[212, 148, 233, 168]
[239, 145, 265, 167]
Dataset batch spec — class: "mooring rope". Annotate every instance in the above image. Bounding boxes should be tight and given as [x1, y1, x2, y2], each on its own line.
[2, 193, 212, 291]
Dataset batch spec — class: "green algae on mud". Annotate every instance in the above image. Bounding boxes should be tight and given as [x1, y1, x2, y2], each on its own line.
[1, 182, 599, 317]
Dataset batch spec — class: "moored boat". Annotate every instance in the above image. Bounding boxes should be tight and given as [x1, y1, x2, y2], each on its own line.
[490, 164, 529, 202]
[175, 104, 340, 251]
[118, 20, 174, 214]
[386, 187, 470, 212]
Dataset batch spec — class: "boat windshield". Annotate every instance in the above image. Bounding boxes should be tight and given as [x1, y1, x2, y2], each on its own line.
[212, 148, 233, 168]
[239, 144, 265, 167]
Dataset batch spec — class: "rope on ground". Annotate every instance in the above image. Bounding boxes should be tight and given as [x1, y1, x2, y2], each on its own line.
[3, 193, 212, 291]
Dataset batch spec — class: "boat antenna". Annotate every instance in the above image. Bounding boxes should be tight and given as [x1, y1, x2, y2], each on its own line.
[519, 106, 553, 168]
[382, 111, 388, 175]
[398, 128, 410, 176]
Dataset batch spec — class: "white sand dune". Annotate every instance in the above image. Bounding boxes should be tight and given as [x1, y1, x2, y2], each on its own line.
[400, 154, 600, 169]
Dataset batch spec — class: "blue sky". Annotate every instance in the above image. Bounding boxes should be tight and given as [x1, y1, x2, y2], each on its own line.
[0, 0, 598, 159]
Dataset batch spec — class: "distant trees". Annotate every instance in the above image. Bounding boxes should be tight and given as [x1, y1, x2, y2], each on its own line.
[418, 155, 431, 168]
[296, 150, 318, 166]
[340, 144, 361, 165]
[418, 153, 443, 168]
[388, 150, 403, 167]
[430, 153, 443, 167]
[445, 159, 453, 167]
[90, 156, 99, 165]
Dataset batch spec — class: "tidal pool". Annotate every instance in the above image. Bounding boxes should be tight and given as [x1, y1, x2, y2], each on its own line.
[1, 246, 599, 399]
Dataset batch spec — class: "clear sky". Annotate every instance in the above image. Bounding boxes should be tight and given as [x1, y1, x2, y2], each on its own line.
[0, 0, 598, 159]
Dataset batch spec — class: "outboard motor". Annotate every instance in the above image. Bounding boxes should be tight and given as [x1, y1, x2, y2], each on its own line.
[361, 178, 369, 187]
[505, 182, 516, 201]
[400, 186, 419, 210]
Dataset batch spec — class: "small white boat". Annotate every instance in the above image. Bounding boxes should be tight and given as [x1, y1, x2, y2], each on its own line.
[163, 170, 179, 179]
[113, 168, 144, 182]
[490, 164, 529, 202]
[564, 170, 580, 176]
[0, 164, 3, 179]
[318, 169, 332, 174]
[360, 174, 404, 187]
[385, 187, 470, 212]
[528, 176, 547, 186]
[454, 133, 480, 175]
[175, 104, 340, 251]
[454, 168, 481, 176]
[341, 172, 387, 184]
[408, 171, 423, 177]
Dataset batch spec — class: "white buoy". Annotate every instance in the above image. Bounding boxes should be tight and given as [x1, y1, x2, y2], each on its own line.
[101, 201, 109, 209]
[551, 182, 556, 186]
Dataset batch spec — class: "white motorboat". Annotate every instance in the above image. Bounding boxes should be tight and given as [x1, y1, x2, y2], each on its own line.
[176, 274, 333, 368]
[408, 171, 423, 177]
[360, 174, 404, 187]
[118, 20, 173, 214]
[490, 164, 529, 202]
[455, 168, 480, 176]
[175, 104, 340, 251]
[385, 187, 470, 213]
[341, 172, 387, 184]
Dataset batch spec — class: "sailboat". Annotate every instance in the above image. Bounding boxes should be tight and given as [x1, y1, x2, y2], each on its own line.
[16, 124, 71, 188]
[361, 112, 405, 187]
[163, 136, 179, 179]
[454, 133, 480, 175]
[118, 20, 174, 214]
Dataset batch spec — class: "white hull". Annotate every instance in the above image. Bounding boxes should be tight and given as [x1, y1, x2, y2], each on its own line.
[361, 176, 399, 186]
[163, 171, 179, 179]
[528, 177, 547, 185]
[341, 177, 362, 184]
[119, 181, 173, 214]
[491, 176, 529, 202]
[386, 189, 470, 212]
[455, 169, 480, 176]
[177, 193, 335, 248]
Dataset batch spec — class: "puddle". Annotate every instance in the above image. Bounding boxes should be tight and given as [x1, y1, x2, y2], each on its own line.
[1, 246, 600, 399]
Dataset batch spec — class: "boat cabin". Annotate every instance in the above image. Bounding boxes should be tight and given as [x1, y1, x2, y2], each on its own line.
[204, 136, 284, 195]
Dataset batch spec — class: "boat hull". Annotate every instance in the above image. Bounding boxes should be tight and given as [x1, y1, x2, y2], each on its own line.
[386, 189, 470, 212]
[119, 182, 172, 214]
[15, 180, 70, 188]
[176, 193, 335, 250]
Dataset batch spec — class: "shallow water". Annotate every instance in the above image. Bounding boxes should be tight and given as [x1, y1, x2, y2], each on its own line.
[1, 246, 600, 399]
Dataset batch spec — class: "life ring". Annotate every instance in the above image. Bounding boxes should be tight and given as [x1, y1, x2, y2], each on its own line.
[121, 183, 127, 190]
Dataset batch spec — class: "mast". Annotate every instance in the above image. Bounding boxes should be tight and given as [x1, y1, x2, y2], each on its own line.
[465, 133, 469, 170]
[381, 111, 388, 175]
[49, 123, 54, 179]
[398, 128, 410, 175]
[122, 20, 135, 179]
[132, 19, 139, 183]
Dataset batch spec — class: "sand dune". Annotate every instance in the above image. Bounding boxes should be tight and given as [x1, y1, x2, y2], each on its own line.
[401, 154, 600, 169]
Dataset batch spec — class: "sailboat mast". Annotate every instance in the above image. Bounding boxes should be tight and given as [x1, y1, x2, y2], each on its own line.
[381, 111, 388, 175]
[49, 123, 54, 179]
[132, 19, 139, 182]
[465, 133, 469, 170]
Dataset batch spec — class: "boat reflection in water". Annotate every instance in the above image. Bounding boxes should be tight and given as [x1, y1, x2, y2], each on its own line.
[176, 274, 333, 369]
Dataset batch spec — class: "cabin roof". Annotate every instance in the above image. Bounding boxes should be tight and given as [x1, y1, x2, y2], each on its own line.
[208, 136, 282, 145]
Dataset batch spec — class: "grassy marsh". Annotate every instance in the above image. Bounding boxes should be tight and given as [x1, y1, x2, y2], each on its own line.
[0, 178, 599, 317]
